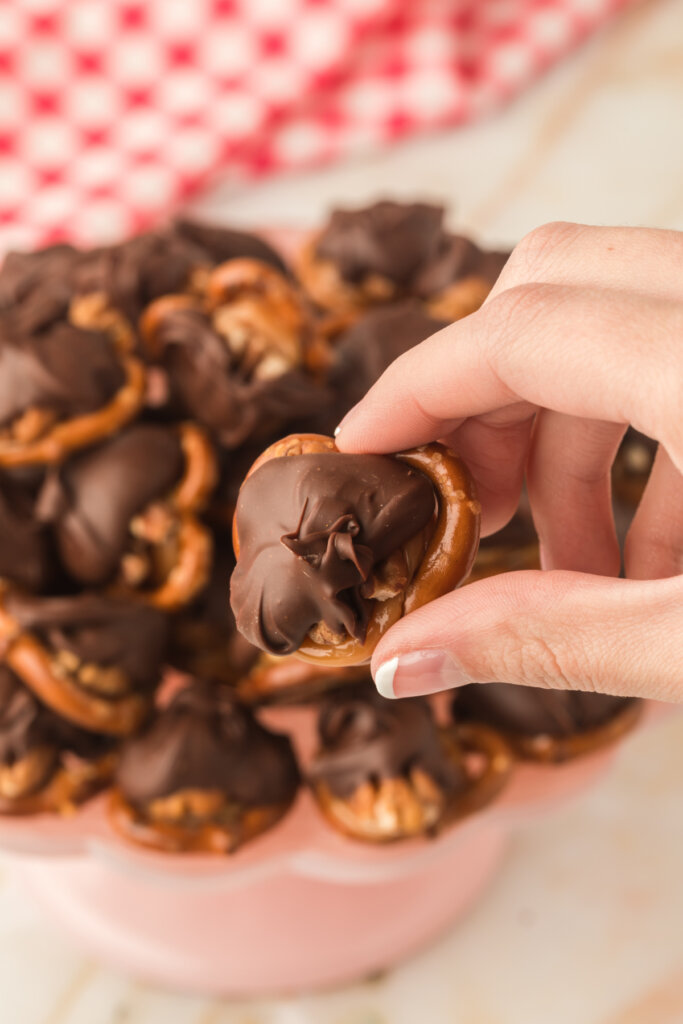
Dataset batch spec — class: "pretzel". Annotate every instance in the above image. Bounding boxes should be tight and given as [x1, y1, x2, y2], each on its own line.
[0, 587, 150, 736]
[141, 257, 327, 381]
[237, 654, 368, 706]
[295, 232, 398, 315]
[108, 788, 293, 854]
[310, 722, 512, 843]
[233, 433, 480, 667]
[0, 751, 116, 816]
[425, 275, 493, 322]
[111, 422, 216, 611]
[0, 292, 145, 469]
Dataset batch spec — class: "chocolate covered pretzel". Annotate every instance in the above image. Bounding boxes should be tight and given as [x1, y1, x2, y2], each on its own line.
[452, 683, 642, 763]
[308, 683, 512, 842]
[231, 434, 480, 666]
[0, 588, 168, 736]
[0, 665, 116, 815]
[109, 680, 300, 854]
[140, 258, 327, 448]
[37, 422, 216, 609]
[296, 200, 508, 318]
[0, 282, 145, 468]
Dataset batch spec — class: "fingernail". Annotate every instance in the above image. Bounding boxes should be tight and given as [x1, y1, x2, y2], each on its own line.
[374, 651, 473, 699]
[334, 406, 358, 440]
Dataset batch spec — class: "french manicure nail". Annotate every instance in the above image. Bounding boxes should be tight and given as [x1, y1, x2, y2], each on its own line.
[373, 650, 473, 699]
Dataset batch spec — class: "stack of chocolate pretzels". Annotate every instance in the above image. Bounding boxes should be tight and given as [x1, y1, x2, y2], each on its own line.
[0, 201, 644, 853]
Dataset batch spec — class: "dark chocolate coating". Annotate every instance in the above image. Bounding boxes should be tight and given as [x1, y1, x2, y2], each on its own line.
[152, 306, 325, 449]
[331, 301, 447, 415]
[412, 234, 509, 297]
[73, 232, 202, 324]
[308, 682, 466, 798]
[5, 591, 168, 693]
[0, 665, 55, 767]
[173, 219, 287, 274]
[316, 201, 445, 286]
[0, 221, 284, 330]
[0, 476, 50, 591]
[116, 679, 299, 808]
[0, 244, 82, 311]
[39, 425, 183, 586]
[0, 312, 125, 430]
[453, 683, 635, 739]
[73, 221, 286, 323]
[0, 664, 113, 769]
[315, 200, 509, 295]
[230, 452, 436, 654]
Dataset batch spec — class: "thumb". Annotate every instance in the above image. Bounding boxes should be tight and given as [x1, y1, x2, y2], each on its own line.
[372, 571, 683, 704]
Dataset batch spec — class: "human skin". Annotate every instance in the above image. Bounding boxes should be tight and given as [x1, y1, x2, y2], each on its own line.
[335, 222, 683, 703]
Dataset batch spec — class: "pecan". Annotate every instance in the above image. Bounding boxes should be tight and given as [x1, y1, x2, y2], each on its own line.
[147, 787, 226, 824]
[0, 746, 55, 799]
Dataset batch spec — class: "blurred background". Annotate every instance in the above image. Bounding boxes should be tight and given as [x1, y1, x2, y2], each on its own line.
[1, 0, 682, 1021]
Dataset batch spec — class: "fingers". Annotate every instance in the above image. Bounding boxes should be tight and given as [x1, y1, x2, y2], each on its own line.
[489, 223, 683, 304]
[337, 285, 683, 470]
[442, 404, 536, 536]
[625, 446, 683, 580]
[372, 571, 683, 703]
[526, 412, 625, 575]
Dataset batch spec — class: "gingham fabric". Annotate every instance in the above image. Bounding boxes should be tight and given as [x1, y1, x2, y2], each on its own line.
[0, 0, 633, 252]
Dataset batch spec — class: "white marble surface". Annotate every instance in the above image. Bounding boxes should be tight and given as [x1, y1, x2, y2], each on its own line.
[2, 0, 683, 1021]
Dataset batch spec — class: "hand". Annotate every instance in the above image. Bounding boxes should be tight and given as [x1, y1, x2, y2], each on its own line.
[335, 222, 683, 703]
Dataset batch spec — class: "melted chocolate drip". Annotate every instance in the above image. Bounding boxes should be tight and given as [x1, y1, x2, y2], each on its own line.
[152, 306, 325, 449]
[116, 679, 299, 807]
[38, 424, 183, 586]
[453, 683, 635, 739]
[5, 591, 168, 692]
[230, 452, 436, 655]
[308, 682, 466, 798]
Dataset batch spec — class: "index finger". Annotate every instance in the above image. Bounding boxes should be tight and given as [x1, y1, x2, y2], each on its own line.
[336, 283, 681, 470]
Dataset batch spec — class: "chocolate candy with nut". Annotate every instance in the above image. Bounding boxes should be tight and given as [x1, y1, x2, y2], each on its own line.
[37, 422, 216, 609]
[0, 588, 168, 736]
[308, 682, 511, 842]
[0, 664, 116, 814]
[109, 679, 300, 854]
[452, 683, 642, 762]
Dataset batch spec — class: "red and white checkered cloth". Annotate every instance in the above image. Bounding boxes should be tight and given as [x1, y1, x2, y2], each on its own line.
[1, 0, 633, 253]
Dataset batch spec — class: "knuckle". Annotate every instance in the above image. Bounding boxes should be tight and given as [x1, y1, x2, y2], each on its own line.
[484, 282, 547, 342]
[506, 221, 585, 281]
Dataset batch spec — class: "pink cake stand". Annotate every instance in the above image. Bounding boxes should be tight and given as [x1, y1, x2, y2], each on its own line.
[0, 701, 662, 995]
